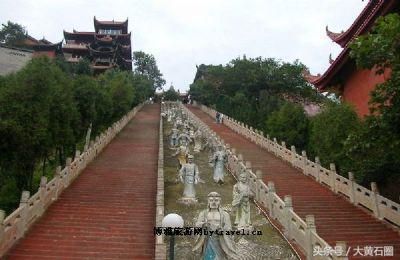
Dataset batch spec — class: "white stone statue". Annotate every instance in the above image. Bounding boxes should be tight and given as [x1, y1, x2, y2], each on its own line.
[173, 144, 189, 168]
[193, 192, 237, 260]
[209, 145, 227, 184]
[170, 128, 179, 148]
[193, 129, 203, 153]
[189, 129, 195, 140]
[174, 117, 183, 130]
[178, 132, 191, 147]
[178, 154, 199, 203]
[167, 111, 172, 122]
[232, 172, 253, 231]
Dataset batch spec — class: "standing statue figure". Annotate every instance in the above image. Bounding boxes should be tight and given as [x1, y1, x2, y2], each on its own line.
[173, 145, 189, 168]
[209, 145, 227, 184]
[193, 129, 203, 153]
[232, 172, 253, 231]
[215, 111, 221, 124]
[170, 128, 179, 148]
[178, 154, 199, 204]
[178, 132, 192, 147]
[189, 128, 195, 140]
[167, 111, 173, 122]
[174, 117, 183, 130]
[193, 192, 237, 260]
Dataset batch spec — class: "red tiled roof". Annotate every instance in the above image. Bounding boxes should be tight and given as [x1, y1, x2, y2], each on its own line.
[94, 16, 128, 26]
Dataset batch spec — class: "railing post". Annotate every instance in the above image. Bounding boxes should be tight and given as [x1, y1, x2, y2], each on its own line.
[306, 215, 316, 260]
[38, 176, 47, 216]
[255, 170, 263, 202]
[263, 134, 269, 151]
[302, 151, 308, 175]
[284, 195, 293, 238]
[290, 145, 296, 167]
[75, 150, 80, 159]
[65, 157, 72, 188]
[267, 181, 276, 219]
[370, 182, 382, 219]
[245, 161, 251, 170]
[335, 241, 349, 260]
[315, 157, 321, 182]
[54, 166, 62, 200]
[237, 154, 244, 177]
[330, 163, 337, 193]
[245, 161, 253, 191]
[281, 142, 286, 159]
[18, 191, 30, 239]
[348, 172, 356, 204]
[0, 209, 5, 245]
[273, 138, 278, 156]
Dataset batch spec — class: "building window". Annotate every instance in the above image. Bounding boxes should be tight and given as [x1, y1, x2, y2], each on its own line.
[99, 29, 122, 35]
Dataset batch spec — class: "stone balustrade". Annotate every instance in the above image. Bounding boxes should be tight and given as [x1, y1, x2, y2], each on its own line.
[180, 102, 348, 260]
[0, 102, 145, 257]
[155, 104, 166, 259]
[196, 103, 400, 229]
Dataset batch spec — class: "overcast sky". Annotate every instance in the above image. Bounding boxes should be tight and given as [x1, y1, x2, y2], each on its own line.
[0, 0, 367, 91]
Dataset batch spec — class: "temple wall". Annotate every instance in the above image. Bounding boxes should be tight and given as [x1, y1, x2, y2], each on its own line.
[342, 68, 390, 117]
[0, 46, 32, 76]
[32, 51, 56, 58]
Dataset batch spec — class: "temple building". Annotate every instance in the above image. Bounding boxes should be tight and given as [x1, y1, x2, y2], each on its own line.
[63, 17, 132, 73]
[0, 35, 62, 75]
[303, 0, 399, 117]
[32, 41, 63, 58]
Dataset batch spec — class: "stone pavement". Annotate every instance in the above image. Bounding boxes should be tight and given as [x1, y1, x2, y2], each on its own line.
[6, 104, 160, 259]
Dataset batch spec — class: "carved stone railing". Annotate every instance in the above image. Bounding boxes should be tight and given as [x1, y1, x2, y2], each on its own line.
[154, 104, 166, 259]
[0, 102, 146, 257]
[179, 103, 343, 260]
[196, 103, 400, 229]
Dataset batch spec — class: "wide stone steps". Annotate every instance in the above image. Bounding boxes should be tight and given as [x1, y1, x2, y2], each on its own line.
[5, 104, 160, 259]
[189, 105, 400, 259]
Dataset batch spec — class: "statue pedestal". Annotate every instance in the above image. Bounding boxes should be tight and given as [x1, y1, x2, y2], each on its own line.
[177, 197, 198, 206]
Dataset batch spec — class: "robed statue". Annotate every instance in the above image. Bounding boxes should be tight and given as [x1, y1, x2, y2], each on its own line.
[193, 192, 237, 260]
[209, 145, 227, 184]
[178, 154, 199, 203]
[232, 172, 253, 230]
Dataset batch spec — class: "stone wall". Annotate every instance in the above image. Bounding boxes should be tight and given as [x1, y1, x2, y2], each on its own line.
[154, 104, 166, 259]
[0, 46, 32, 76]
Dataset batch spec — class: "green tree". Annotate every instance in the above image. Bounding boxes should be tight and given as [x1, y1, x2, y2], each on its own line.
[189, 56, 324, 130]
[133, 51, 166, 90]
[46, 63, 79, 167]
[0, 21, 27, 47]
[265, 102, 309, 150]
[0, 56, 57, 191]
[131, 73, 154, 105]
[101, 70, 134, 121]
[308, 103, 360, 173]
[163, 85, 180, 101]
[346, 13, 400, 200]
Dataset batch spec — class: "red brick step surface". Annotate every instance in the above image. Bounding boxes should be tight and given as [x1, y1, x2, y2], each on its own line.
[6, 104, 160, 260]
[189, 105, 400, 259]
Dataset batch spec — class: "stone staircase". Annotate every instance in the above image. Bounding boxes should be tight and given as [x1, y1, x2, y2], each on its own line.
[188, 105, 400, 259]
[5, 104, 160, 259]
